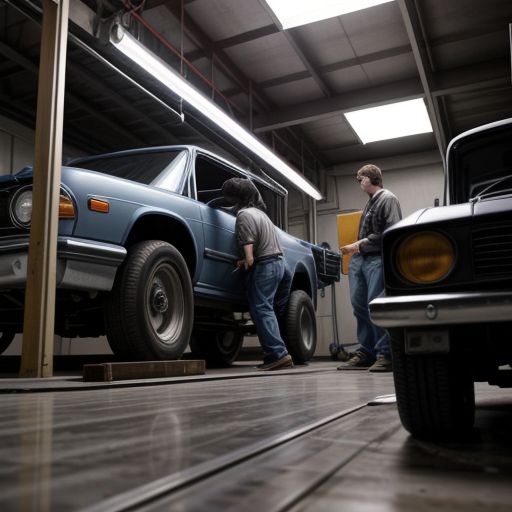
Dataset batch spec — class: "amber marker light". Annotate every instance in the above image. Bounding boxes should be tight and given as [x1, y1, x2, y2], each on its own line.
[88, 198, 110, 213]
[59, 193, 76, 219]
[396, 232, 455, 284]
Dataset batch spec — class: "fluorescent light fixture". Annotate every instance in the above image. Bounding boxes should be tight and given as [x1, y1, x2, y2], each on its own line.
[111, 26, 322, 200]
[265, 0, 394, 29]
[344, 99, 433, 144]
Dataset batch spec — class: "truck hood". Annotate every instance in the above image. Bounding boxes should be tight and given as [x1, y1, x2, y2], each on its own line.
[388, 194, 512, 233]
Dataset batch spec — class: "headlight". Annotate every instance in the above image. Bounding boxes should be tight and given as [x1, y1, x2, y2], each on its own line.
[11, 188, 33, 227]
[10, 187, 75, 227]
[395, 232, 455, 284]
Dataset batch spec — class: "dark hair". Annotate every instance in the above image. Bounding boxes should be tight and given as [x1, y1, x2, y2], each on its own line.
[356, 164, 383, 187]
[221, 178, 266, 212]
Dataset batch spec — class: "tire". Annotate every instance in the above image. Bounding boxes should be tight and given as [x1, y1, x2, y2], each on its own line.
[284, 290, 317, 364]
[189, 330, 244, 367]
[0, 331, 16, 354]
[105, 240, 194, 360]
[390, 328, 475, 440]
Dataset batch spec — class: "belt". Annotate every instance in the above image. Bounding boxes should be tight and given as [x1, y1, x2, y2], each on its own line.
[255, 254, 283, 263]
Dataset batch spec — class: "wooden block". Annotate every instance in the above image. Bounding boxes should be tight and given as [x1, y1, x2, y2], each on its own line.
[83, 360, 205, 382]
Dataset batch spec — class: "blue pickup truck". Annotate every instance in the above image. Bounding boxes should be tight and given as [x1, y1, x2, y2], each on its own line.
[0, 146, 340, 365]
[370, 118, 512, 439]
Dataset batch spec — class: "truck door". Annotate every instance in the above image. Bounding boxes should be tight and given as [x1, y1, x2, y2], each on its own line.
[193, 153, 245, 302]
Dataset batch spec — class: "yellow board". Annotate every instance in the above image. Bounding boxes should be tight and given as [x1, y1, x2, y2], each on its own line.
[336, 210, 363, 275]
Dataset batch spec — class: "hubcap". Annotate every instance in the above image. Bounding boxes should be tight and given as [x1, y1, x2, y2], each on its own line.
[151, 285, 169, 313]
[145, 262, 184, 345]
[300, 306, 314, 351]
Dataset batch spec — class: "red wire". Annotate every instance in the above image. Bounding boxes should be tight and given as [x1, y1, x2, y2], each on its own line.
[129, 11, 244, 115]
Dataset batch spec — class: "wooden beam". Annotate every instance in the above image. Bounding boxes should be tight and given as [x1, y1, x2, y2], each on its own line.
[83, 360, 206, 382]
[19, 0, 69, 378]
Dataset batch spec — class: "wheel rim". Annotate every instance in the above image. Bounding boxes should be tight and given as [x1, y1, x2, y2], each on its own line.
[145, 262, 184, 345]
[299, 305, 314, 351]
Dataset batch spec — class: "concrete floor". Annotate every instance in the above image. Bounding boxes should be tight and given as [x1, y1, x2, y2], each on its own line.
[0, 361, 511, 511]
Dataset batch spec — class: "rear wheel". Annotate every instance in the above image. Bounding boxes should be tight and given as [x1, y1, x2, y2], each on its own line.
[105, 240, 193, 360]
[0, 331, 16, 354]
[284, 290, 317, 364]
[390, 328, 475, 439]
[190, 330, 244, 367]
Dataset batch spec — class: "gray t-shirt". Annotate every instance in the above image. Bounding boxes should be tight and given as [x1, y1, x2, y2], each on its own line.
[236, 207, 283, 260]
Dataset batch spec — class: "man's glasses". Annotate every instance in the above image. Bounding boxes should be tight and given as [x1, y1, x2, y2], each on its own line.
[356, 175, 366, 182]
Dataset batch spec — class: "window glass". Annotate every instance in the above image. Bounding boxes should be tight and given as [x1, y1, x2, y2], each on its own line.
[195, 155, 240, 204]
[69, 150, 188, 192]
[194, 154, 284, 226]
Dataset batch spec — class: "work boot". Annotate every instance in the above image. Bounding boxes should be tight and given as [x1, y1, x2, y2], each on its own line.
[258, 354, 294, 371]
[368, 355, 392, 372]
[337, 350, 375, 370]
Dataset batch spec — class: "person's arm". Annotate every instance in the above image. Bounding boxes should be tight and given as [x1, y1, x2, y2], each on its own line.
[236, 211, 256, 268]
[340, 238, 368, 255]
[242, 244, 255, 269]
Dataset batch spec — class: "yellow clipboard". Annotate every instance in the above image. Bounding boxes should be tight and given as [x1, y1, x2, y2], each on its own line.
[336, 210, 363, 275]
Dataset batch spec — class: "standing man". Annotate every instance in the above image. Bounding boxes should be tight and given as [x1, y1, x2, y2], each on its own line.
[338, 164, 402, 372]
[222, 177, 293, 371]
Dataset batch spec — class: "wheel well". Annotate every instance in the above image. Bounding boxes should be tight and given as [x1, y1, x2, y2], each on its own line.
[124, 215, 196, 278]
[290, 271, 312, 298]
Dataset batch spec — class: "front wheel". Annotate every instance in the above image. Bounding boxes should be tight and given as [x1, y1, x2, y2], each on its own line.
[284, 290, 317, 364]
[105, 240, 194, 361]
[390, 328, 475, 440]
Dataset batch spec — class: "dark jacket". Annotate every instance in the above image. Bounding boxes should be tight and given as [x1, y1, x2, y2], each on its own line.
[358, 188, 402, 255]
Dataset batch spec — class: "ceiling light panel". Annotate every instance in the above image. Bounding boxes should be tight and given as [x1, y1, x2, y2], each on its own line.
[265, 0, 395, 29]
[344, 99, 433, 144]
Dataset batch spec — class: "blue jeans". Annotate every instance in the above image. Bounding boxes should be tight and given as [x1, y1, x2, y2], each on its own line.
[348, 253, 390, 358]
[246, 258, 290, 363]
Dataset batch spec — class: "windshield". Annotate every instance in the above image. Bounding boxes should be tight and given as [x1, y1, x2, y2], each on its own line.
[449, 124, 512, 204]
[69, 150, 189, 193]
[469, 173, 512, 201]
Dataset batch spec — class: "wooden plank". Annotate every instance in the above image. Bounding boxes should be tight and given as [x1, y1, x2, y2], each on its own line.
[19, 0, 69, 378]
[83, 360, 206, 382]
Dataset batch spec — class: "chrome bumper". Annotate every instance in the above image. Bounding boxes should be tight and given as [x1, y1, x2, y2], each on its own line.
[0, 236, 126, 291]
[369, 290, 512, 328]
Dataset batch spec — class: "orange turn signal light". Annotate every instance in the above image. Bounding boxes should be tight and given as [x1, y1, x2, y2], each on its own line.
[88, 198, 110, 213]
[59, 194, 75, 219]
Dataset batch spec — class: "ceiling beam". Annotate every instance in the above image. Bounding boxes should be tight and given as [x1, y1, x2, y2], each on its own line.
[0, 39, 146, 147]
[397, 0, 448, 160]
[158, 1, 327, 169]
[432, 58, 511, 98]
[185, 24, 279, 62]
[253, 77, 423, 132]
[258, 45, 413, 90]
[256, 0, 332, 97]
[65, 54, 177, 143]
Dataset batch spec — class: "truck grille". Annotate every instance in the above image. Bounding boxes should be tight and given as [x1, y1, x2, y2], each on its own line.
[312, 246, 341, 284]
[472, 219, 512, 278]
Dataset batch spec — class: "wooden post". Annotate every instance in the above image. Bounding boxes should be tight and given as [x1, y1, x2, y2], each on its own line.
[19, 0, 69, 378]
